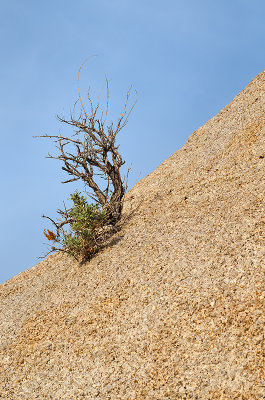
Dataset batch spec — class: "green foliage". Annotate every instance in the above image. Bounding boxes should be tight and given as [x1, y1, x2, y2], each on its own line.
[44, 191, 110, 261]
[68, 191, 107, 236]
[64, 191, 108, 259]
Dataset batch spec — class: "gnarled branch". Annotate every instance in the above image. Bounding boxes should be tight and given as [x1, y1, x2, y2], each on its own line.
[35, 63, 137, 224]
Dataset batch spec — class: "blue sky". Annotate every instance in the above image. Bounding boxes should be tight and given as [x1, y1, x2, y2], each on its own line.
[0, 0, 264, 284]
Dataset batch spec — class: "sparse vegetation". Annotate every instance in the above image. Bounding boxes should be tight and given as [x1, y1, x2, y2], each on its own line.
[43, 191, 109, 261]
[36, 61, 137, 261]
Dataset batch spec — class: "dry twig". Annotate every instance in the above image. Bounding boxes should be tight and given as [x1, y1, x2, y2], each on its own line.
[35, 62, 137, 223]
[35, 61, 137, 260]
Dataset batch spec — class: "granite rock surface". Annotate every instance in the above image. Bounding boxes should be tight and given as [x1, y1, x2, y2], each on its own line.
[0, 70, 264, 399]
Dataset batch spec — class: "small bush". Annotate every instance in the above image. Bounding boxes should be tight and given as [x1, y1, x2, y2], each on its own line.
[43, 191, 111, 261]
[36, 61, 136, 262]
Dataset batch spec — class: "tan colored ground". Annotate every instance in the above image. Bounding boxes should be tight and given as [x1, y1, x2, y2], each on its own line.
[0, 70, 264, 399]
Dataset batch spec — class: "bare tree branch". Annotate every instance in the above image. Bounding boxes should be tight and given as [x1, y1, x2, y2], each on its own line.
[35, 63, 137, 225]
[35, 61, 137, 261]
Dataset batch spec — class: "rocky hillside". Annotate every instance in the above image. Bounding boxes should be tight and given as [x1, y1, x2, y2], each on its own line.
[0, 71, 264, 399]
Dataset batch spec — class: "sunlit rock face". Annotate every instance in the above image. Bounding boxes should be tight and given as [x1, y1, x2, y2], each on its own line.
[0, 70, 264, 399]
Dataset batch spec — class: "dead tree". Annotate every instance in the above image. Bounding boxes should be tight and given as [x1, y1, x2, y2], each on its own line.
[36, 64, 137, 227]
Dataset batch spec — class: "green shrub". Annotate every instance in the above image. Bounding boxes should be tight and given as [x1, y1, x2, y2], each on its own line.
[37, 62, 136, 262]
[44, 191, 110, 261]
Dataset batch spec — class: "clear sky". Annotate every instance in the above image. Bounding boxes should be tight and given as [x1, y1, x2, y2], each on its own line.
[0, 0, 264, 284]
